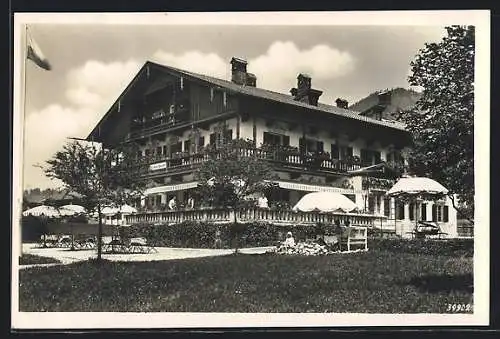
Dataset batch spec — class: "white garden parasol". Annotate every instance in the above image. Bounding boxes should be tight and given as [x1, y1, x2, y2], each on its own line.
[22, 205, 74, 217]
[60, 204, 87, 215]
[292, 192, 358, 213]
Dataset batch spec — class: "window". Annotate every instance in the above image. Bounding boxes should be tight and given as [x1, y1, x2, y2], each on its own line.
[137, 150, 143, 159]
[299, 138, 323, 153]
[396, 202, 405, 220]
[145, 149, 151, 156]
[339, 146, 353, 160]
[156, 146, 162, 156]
[443, 206, 449, 222]
[368, 196, 375, 213]
[360, 149, 381, 165]
[331, 144, 339, 159]
[432, 205, 437, 221]
[387, 150, 404, 164]
[264, 132, 290, 147]
[360, 149, 371, 164]
[209, 129, 232, 147]
[421, 203, 427, 221]
[162, 146, 167, 155]
[437, 205, 443, 222]
[198, 136, 205, 148]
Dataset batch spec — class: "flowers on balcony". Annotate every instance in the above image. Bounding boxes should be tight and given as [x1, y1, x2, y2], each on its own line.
[362, 177, 396, 190]
[171, 151, 189, 159]
[303, 151, 331, 168]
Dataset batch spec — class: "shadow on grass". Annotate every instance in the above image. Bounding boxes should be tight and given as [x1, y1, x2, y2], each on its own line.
[406, 273, 473, 294]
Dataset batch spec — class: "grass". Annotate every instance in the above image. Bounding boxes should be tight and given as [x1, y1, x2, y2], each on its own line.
[19, 250, 472, 313]
[19, 254, 61, 266]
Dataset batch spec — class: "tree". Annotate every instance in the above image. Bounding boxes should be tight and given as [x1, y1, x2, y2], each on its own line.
[400, 25, 474, 222]
[43, 140, 147, 261]
[194, 137, 277, 252]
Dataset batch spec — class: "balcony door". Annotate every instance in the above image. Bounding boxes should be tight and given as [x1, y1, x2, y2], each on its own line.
[263, 132, 290, 147]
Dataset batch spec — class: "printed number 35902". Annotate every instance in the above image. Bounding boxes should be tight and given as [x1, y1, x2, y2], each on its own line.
[446, 303, 472, 312]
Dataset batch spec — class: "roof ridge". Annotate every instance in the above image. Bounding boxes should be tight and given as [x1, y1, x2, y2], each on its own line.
[145, 60, 407, 131]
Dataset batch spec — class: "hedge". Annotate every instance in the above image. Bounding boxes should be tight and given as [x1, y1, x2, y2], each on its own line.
[368, 238, 474, 257]
[117, 221, 329, 249]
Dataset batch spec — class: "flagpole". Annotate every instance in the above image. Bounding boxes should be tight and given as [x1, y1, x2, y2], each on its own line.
[19, 24, 28, 258]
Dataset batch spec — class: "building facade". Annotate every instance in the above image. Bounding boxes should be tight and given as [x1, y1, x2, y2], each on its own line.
[86, 57, 457, 238]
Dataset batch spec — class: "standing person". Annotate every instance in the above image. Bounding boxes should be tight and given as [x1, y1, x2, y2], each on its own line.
[168, 196, 177, 210]
[187, 196, 195, 209]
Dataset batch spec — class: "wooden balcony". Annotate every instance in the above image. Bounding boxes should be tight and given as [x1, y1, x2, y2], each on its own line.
[140, 147, 365, 178]
[125, 207, 385, 227]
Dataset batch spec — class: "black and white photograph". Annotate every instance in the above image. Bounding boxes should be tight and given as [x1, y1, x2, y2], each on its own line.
[11, 11, 490, 329]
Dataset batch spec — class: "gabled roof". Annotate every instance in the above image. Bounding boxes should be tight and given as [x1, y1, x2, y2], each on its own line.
[87, 61, 407, 141]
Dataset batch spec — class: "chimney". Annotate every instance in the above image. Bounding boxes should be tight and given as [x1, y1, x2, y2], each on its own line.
[335, 98, 349, 109]
[230, 57, 248, 85]
[290, 73, 322, 106]
[245, 72, 257, 87]
[309, 89, 323, 106]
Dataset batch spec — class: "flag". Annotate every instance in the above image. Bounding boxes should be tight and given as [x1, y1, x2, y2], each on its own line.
[26, 30, 51, 71]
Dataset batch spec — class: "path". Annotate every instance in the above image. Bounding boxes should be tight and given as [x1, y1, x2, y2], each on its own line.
[19, 244, 275, 268]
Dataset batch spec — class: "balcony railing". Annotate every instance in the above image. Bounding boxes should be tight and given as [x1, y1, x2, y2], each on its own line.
[125, 207, 385, 227]
[140, 147, 366, 177]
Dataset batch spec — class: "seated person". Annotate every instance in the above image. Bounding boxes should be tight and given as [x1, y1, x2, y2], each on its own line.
[283, 231, 296, 248]
[257, 196, 269, 209]
[168, 197, 177, 210]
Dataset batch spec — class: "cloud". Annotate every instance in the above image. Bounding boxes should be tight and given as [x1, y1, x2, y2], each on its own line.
[250, 41, 355, 94]
[65, 59, 142, 111]
[24, 60, 142, 189]
[23, 104, 98, 189]
[152, 51, 228, 79]
[23, 41, 355, 189]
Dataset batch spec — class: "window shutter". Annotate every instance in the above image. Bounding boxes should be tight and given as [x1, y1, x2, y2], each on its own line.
[299, 138, 305, 154]
[263, 132, 271, 145]
[421, 203, 427, 221]
[432, 205, 437, 221]
[383, 198, 390, 216]
[409, 203, 414, 221]
[283, 135, 290, 146]
[331, 144, 339, 159]
[224, 129, 233, 143]
[443, 206, 449, 222]
[316, 141, 324, 152]
[209, 133, 216, 145]
[347, 147, 353, 157]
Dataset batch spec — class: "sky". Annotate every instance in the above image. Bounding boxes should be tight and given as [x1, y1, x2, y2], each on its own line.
[18, 14, 448, 190]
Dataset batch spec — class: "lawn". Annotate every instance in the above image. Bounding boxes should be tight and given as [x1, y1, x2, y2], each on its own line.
[19, 250, 473, 313]
[19, 254, 61, 266]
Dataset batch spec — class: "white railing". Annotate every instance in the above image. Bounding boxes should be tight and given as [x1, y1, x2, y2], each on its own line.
[125, 207, 385, 227]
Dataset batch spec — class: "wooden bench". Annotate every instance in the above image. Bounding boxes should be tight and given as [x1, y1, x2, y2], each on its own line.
[339, 226, 368, 252]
